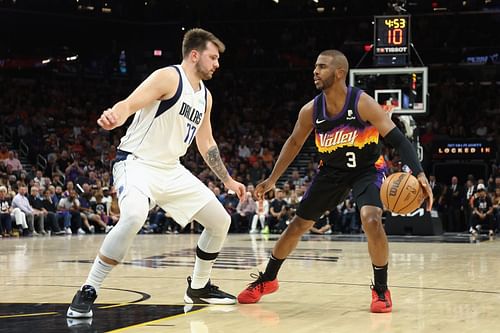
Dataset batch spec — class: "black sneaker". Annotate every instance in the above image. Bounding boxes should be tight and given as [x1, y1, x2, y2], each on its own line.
[184, 276, 236, 305]
[67, 285, 98, 318]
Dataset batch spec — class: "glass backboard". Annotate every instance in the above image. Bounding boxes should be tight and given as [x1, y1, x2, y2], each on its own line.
[349, 67, 428, 115]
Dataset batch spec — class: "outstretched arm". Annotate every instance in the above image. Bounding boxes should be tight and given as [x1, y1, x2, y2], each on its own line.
[196, 91, 246, 201]
[97, 67, 178, 130]
[255, 101, 315, 198]
[357, 93, 433, 211]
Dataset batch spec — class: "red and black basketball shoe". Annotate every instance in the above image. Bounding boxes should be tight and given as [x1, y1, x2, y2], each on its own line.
[370, 285, 392, 313]
[237, 272, 279, 304]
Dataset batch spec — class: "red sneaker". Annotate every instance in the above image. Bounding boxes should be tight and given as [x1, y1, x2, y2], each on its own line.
[238, 272, 279, 304]
[370, 286, 392, 313]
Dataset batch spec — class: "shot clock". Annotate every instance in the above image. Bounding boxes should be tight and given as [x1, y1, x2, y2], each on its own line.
[374, 15, 410, 56]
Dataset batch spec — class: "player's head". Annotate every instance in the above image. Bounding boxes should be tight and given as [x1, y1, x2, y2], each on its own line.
[313, 49, 349, 90]
[182, 28, 225, 80]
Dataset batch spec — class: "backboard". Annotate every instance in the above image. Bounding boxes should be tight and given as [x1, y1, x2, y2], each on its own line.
[349, 67, 428, 115]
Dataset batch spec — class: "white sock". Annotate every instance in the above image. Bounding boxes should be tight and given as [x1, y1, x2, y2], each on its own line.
[83, 256, 114, 294]
[190, 257, 214, 289]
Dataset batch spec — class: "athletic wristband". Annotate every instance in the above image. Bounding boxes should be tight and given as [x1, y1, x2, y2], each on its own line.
[383, 127, 424, 175]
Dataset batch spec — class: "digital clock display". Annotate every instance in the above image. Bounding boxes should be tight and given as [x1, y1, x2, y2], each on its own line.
[374, 15, 410, 55]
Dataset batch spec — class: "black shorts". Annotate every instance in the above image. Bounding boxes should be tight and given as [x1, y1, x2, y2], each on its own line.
[296, 166, 385, 221]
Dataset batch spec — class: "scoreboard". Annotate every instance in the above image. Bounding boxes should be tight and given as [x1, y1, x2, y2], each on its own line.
[374, 15, 410, 56]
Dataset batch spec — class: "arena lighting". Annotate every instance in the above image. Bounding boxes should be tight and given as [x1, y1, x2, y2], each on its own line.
[272, 0, 279, 3]
[42, 58, 51, 64]
[66, 55, 78, 61]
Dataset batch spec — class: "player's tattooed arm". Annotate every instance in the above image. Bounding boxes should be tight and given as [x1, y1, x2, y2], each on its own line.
[205, 145, 230, 183]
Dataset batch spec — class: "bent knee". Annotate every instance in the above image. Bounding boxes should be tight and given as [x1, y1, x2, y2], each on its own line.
[360, 214, 383, 232]
[215, 213, 231, 235]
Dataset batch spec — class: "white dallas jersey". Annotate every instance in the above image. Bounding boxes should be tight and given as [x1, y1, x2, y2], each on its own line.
[118, 65, 207, 165]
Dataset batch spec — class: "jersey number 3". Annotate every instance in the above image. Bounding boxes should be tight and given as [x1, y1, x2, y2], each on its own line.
[184, 123, 197, 144]
[346, 152, 357, 168]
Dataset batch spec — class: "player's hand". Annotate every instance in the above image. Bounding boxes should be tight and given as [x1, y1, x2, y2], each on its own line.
[225, 178, 246, 202]
[255, 178, 276, 200]
[416, 172, 433, 212]
[97, 108, 127, 130]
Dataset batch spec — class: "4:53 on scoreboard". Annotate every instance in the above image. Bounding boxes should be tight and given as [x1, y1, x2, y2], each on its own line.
[374, 15, 411, 55]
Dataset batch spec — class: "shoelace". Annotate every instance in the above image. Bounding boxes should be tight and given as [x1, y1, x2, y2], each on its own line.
[207, 283, 220, 291]
[247, 272, 266, 292]
[370, 283, 387, 301]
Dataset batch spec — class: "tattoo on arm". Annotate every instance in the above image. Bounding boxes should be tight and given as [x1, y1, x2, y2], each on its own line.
[205, 146, 229, 182]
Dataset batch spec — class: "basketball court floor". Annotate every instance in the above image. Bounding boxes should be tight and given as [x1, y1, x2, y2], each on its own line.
[1, 232, 499, 333]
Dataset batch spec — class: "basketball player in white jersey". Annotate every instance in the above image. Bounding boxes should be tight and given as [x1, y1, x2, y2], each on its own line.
[67, 28, 246, 318]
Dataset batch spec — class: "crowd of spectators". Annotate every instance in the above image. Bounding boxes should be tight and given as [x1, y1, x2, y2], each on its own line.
[1, 5, 499, 237]
[1, 68, 499, 239]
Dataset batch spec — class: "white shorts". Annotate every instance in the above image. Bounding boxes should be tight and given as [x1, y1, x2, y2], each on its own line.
[113, 156, 215, 228]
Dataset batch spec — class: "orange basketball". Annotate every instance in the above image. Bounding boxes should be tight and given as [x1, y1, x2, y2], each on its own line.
[380, 172, 425, 214]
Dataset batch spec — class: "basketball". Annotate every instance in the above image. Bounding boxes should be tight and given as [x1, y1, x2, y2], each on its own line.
[380, 172, 425, 214]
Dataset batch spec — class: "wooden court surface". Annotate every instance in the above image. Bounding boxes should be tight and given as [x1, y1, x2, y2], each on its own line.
[0, 233, 499, 332]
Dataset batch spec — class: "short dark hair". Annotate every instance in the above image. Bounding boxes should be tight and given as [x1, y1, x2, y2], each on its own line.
[182, 28, 225, 59]
[319, 49, 349, 72]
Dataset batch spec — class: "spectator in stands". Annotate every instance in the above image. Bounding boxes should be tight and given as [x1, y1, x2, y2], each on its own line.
[250, 196, 269, 234]
[11, 185, 38, 235]
[309, 210, 332, 235]
[428, 175, 443, 210]
[52, 174, 64, 188]
[41, 188, 65, 235]
[463, 179, 476, 232]
[90, 192, 112, 233]
[62, 181, 74, 197]
[223, 189, 239, 213]
[57, 189, 85, 234]
[287, 169, 304, 190]
[27, 186, 47, 235]
[248, 161, 265, 186]
[4, 151, 23, 173]
[340, 195, 359, 234]
[0, 185, 14, 237]
[444, 176, 462, 232]
[65, 158, 84, 184]
[148, 207, 180, 234]
[108, 187, 120, 226]
[44, 154, 58, 179]
[470, 184, 495, 237]
[246, 184, 256, 199]
[212, 186, 225, 203]
[232, 191, 256, 233]
[101, 187, 112, 214]
[79, 191, 107, 233]
[238, 141, 251, 159]
[266, 188, 288, 234]
[101, 172, 111, 189]
[1, 186, 29, 235]
[53, 185, 64, 204]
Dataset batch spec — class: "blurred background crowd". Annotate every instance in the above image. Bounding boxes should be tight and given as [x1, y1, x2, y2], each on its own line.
[1, 0, 499, 238]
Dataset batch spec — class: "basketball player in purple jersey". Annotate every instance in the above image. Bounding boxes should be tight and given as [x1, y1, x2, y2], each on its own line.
[238, 50, 433, 313]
